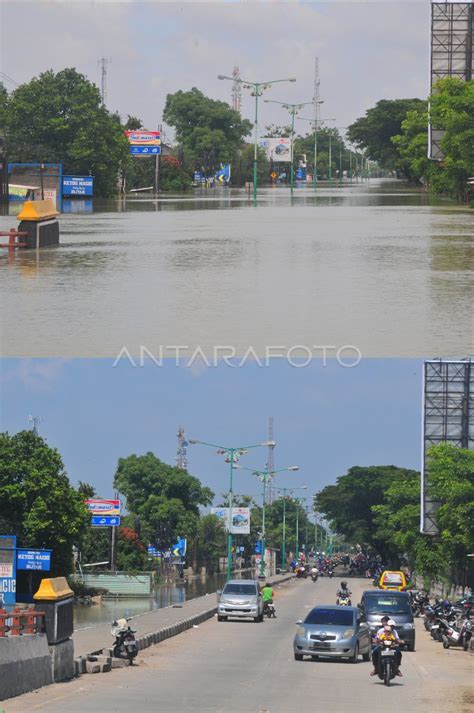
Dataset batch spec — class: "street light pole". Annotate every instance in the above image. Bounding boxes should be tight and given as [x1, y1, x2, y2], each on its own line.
[188, 437, 275, 580]
[217, 75, 296, 204]
[297, 116, 335, 190]
[277, 486, 307, 570]
[264, 100, 313, 196]
[234, 464, 299, 578]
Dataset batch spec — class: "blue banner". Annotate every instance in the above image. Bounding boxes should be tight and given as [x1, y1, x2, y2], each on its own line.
[171, 538, 187, 557]
[91, 516, 120, 527]
[16, 549, 52, 571]
[0, 535, 16, 606]
[63, 176, 94, 196]
[130, 146, 161, 156]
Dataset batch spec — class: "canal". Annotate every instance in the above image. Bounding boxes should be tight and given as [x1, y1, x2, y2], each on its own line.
[1, 180, 473, 358]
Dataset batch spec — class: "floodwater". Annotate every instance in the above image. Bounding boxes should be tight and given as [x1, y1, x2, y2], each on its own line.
[73, 571, 228, 630]
[1, 180, 473, 358]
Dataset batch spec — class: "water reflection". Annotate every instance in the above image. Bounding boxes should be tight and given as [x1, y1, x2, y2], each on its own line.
[73, 571, 231, 630]
[1, 180, 472, 357]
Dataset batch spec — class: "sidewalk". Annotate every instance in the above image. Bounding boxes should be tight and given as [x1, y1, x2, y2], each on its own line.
[73, 572, 294, 658]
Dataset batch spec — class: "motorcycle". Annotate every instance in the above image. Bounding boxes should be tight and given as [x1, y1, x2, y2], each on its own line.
[296, 566, 307, 579]
[263, 600, 276, 618]
[337, 594, 351, 606]
[412, 591, 430, 617]
[111, 617, 138, 665]
[442, 617, 472, 651]
[328, 568, 334, 579]
[310, 569, 318, 583]
[376, 639, 399, 686]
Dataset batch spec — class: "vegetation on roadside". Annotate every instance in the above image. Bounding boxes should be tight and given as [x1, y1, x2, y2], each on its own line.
[314, 444, 474, 589]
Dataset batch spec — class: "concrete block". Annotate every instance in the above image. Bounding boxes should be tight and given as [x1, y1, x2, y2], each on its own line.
[102, 648, 113, 657]
[0, 634, 53, 700]
[85, 660, 101, 674]
[111, 657, 128, 669]
[49, 638, 75, 682]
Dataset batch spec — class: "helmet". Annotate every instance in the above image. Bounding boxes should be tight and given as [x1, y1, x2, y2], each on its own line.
[387, 619, 396, 626]
[341, 581, 347, 588]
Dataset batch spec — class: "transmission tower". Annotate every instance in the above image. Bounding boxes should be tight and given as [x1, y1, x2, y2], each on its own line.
[176, 426, 188, 470]
[231, 66, 242, 114]
[266, 416, 275, 504]
[28, 415, 41, 435]
[313, 57, 321, 128]
[98, 57, 111, 106]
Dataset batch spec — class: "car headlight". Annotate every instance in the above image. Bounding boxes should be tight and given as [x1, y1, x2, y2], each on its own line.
[296, 627, 305, 636]
[342, 628, 355, 638]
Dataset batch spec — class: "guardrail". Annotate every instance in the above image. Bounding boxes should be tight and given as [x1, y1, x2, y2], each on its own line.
[0, 606, 46, 636]
[0, 229, 28, 249]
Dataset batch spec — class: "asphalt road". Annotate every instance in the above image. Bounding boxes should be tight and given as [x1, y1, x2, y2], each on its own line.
[5, 576, 473, 713]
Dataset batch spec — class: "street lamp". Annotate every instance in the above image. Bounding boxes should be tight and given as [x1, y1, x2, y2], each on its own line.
[264, 100, 313, 195]
[233, 464, 299, 578]
[189, 438, 275, 580]
[276, 486, 307, 569]
[217, 74, 296, 204]
[297, 117, 335, 188]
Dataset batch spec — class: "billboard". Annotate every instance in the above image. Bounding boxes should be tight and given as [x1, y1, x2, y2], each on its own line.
[125, 131, 161, 146]
[421, 359, 474, 534]
[63, 176, 94, 196]
[259, 138, 292, 163]
[211, 507, 251, 534]
[0, 536, 16, 606]
[85, 499, 121, 517]
[429, 3, 474, 160]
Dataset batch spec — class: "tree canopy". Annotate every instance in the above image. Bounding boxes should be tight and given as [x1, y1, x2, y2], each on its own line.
[347, 98, 427, 172]
[0, 430, 89, 575]
[163, 87, 252, 175]
[2, 68, 129, 196]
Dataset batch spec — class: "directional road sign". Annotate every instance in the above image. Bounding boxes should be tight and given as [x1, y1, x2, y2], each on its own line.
[91, 516, 120, 527]
[130, 146, 161, 155]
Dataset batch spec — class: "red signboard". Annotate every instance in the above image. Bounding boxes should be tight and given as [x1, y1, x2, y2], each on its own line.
[85, 499, 121, 516]
[125, 131, 161, 146]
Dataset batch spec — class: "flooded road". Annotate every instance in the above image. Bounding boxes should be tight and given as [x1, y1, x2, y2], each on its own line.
[1, 181, 473, 357]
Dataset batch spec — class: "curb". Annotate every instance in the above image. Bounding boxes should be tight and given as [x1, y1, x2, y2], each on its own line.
[74, 573, 294, 675]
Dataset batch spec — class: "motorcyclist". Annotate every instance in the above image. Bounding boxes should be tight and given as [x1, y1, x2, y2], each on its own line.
[336, 581, 352, 600]
[370, 617, 404, 677]
[261, 582, 275, 615]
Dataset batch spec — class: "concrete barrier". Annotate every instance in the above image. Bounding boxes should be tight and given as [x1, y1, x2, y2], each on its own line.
[0, 634, 53, 701]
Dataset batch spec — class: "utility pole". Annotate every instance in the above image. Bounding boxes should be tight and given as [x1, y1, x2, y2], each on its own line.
[154, 123, 162, 198]
[176, 426, 188, 470]
[98, 57, 111, 107]
[266, 417, 274, 503]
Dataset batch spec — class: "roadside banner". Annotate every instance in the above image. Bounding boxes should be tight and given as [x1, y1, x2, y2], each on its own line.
[63, 176, 94, 196]
[211, 507, 251, 534]
[259, 138, 292, 162]
[171, 538, 187, 557]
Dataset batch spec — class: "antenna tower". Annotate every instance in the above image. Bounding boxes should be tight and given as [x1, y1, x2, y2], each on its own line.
[231, 66, 242, 114]
[313, 57, 321, 129]
[176, 426, 188, 470]
[28, 415, 41, 435]
[98, 57, 111, 106]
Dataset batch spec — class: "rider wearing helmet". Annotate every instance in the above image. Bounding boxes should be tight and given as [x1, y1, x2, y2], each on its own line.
[336, 581, 352, 604]
[370, 617, 405, 677]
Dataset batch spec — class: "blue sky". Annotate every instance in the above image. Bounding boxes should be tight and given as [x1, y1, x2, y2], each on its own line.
[2, 2, 431, 137]
[0, 358, 422, 503]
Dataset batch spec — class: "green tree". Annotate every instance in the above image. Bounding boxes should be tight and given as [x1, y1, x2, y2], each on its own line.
[194, 514, 226, 574]
[4, 68, 129, 196]
[163, 87, 252, 175]
[0, 430, 89, 575]
[76, 482, 111, 568]
[348, 98, 427, 172]
[236, 144, 269, 185]
[391, 109, 433, 184]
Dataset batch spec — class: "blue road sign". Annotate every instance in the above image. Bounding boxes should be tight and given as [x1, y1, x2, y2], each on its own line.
[17, 549, 52, 571]
[0, 535, 17, 606]
[91, 516, 120, 527]
[63, 175, 94, 196]
[130, 146, 161, 155]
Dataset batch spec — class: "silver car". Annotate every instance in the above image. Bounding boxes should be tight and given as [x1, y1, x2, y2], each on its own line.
[217, 579, 264, 622]
[293, 605, 371, 662]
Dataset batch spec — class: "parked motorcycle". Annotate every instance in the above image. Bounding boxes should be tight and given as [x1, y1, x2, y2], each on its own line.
[111, 618, 138, 665]
[296, 566, 307, 579]
[310, 569, 318, 583]
[411, 591, 430, 617]
[328, 568, 334, 579]
[442, 617, 472, 650]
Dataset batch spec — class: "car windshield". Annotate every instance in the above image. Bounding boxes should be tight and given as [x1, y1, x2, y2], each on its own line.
[365, 596, 411, 615]
[305, 608, 354, 626]
[223, 584, 257, 595]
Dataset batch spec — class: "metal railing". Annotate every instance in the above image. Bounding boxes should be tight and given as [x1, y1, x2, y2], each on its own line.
[0, 606, 46, 636]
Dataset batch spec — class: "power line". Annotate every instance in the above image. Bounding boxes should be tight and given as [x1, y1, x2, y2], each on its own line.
[0, 72, 20, 88]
